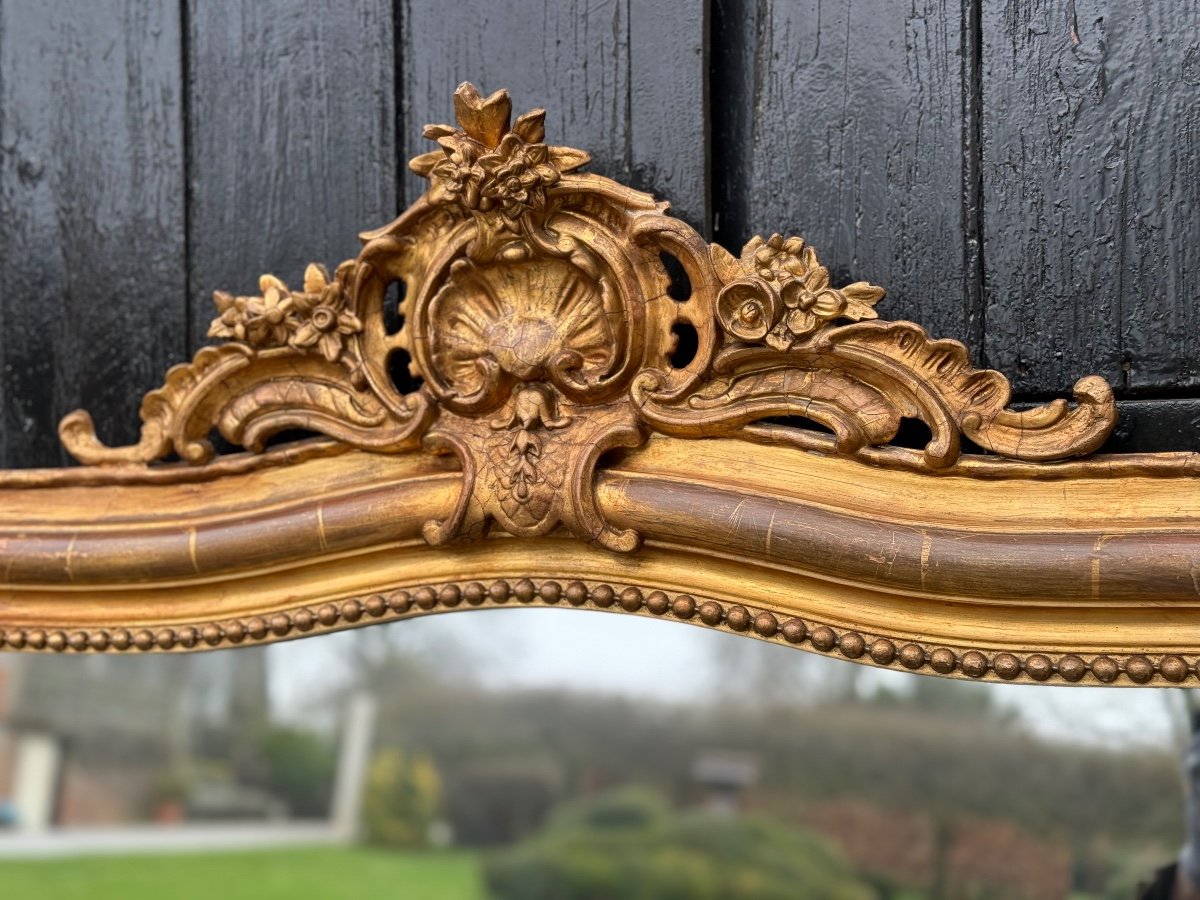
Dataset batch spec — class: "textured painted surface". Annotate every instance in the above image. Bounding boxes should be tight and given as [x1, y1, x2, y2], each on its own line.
[1102, 398, 1200, 455]
[2, 0, 1200, 466]
[711, 0, 975, 345]
[0, 0, 186, 467]
[401, 0, 709, 230]
[186, 0, 397, 348]
[981, 0, 1200, 395]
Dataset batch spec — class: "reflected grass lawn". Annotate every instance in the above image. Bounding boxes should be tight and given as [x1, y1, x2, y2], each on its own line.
[0, 847, 483, 899]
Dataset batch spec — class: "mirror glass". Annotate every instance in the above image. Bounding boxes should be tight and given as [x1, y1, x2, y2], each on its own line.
[0, 611, 1185, 899]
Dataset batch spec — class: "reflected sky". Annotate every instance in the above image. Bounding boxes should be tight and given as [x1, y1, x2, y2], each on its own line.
[269, 608, 1187, 750]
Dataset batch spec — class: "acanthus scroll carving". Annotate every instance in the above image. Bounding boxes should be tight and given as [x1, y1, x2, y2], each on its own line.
[59, 82, 1119, 552]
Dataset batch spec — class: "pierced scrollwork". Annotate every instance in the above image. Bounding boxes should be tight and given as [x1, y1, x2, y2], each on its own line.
[60, 82, 1118, 551]
[60, 258, 430, 467]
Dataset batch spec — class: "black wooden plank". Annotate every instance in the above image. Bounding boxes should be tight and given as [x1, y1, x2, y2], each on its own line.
[0, 1, 186, 468]
[186, 0, 398, 346]
[1103, 398, 1200, 455]
[401, 0, 709, 232]
[628, 2, 710, 234]
[981, 0, 1200, 396]
[711, 0, 974, 346]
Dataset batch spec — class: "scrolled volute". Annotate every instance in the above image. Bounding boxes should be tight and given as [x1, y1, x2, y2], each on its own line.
[60, 81, 1118, 552]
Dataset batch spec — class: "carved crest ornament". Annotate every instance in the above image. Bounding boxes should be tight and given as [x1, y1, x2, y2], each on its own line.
[59, 84, 1115, 550]
[3, 84, 1200, 687]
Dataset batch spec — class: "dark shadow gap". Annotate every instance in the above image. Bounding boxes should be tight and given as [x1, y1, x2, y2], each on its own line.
[660, 253, 691, 302]
[756, 415, 836, 436]
[669, 321, 699, 369]
[708, 0, 755, 253]
[383, 280, 407, 335]
[961, 0, 987, 367]
[389, 347, 423, 396]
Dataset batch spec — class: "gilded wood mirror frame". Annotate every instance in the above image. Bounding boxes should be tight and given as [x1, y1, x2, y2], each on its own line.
[2, 84, 1197, 687]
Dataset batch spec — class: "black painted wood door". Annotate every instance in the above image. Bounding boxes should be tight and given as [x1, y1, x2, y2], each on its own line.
[2, 0, 1197, 468]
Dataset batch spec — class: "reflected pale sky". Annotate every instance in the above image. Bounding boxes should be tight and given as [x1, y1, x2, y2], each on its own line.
[269, 608, 1188, 750]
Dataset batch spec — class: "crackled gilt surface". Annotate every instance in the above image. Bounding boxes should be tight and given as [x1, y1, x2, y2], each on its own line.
[59, 83, 1117, 554]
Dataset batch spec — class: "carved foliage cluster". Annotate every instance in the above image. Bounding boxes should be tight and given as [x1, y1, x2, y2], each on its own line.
[411, 82, 589, 226]
[60, 83, 1119, 552]
[713, 233, 883, 348]
[209, 265, 364, 368]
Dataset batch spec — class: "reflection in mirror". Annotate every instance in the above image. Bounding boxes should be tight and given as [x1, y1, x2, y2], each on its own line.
[0, 611, 1188, 899]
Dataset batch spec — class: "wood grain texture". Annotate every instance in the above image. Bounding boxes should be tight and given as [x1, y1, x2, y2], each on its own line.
[401, 0, 709, 231]
[0, 0, 186, 468]
[185, 0, 397, 347]
[981, 0, 1200, 395]
[51, 81, 1120, 552]
[711, 0, 974, 344]
[12, 78, 1160, 695]
[4, 437, 1200, 687]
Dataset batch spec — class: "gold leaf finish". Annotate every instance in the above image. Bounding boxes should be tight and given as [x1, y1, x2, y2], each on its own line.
[56, 83, 1117, 549]
[6, 83, 1197, 684]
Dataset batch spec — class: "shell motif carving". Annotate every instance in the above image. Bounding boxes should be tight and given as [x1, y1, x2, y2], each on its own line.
[60, 83, 1118, 553]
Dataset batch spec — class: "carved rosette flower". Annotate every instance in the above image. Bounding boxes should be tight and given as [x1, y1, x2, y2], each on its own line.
[427, 135, 485, 209]
[60, 82, 1119, 560]
[209, 276, 297, 347]
[287, 263, 363, 364]
[479, 133, 559, 221]
[206, 262, 362, 366]
[409, 82, 590, 225]
[713, 234, 885, 350]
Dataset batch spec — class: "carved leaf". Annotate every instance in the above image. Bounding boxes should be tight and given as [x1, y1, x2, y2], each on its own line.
[60, 344, 254, 465]
[823, 321, 1115, 463]
[58, 82, 1119, 563]
[635, 358, 900, 455]
[219, 379, 385, 447]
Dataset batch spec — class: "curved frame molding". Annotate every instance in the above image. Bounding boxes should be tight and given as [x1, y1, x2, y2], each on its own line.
[2, 83, 1199, 686]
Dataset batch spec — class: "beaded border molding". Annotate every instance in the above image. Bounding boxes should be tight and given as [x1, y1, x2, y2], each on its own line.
[0, 578, 1187, 686]
[2, 83, 1200, 683]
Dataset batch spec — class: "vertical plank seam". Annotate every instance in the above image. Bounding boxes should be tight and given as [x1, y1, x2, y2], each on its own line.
[0, 0, 8, 464]
[961, 0, 987, 370]
[393, 0, 406, 213]
[699, 0, 713, 239]
[708, 0, 757, 251]
[1115, 115, 1133, 393]
[180, 0, 194, 353]
[708, 0, 732, 248]
[748, 0, 769, 248]
[622, 0, 633, 185]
